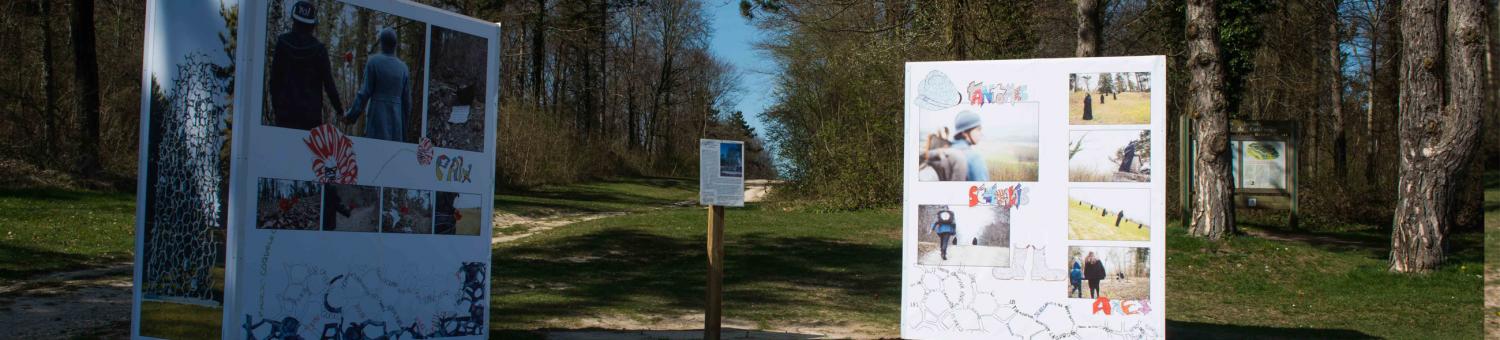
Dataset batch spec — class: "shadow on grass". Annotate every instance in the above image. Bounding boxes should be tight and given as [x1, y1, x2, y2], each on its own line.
[538, 327, 826, 340]
[1167, 320, 1377, 339]
[0, 243, 101, 282]
[1236, 218, 1483, 268]
[490, 227, 900, 330]
[494, 178, 694, 217]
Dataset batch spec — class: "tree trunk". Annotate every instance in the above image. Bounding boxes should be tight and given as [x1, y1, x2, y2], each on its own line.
[40, 0, 60, 166]
[1389, 0, 1487, 273]
[1187, 0, 1234, 240]
[1327, 4, 1343, 181]
[952, 0, 969, 59]
[1077, 0, 1103, 57]
[532, 0, 547, 108]
[71, 0, 101, 176]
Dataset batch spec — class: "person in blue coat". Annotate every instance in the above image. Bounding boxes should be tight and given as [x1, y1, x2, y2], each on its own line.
[951, 111, 989, 182]
[1069, 261, 1084, 298]
[343, 28, 411, 142]
[931, 209, 957, 260]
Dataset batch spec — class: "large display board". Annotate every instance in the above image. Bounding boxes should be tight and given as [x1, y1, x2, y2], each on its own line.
[133, 1, 499, 338]
[902, 57, 1166, 339]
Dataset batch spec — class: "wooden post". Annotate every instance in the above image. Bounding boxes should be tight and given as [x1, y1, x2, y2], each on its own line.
[705, 205, 724, 340]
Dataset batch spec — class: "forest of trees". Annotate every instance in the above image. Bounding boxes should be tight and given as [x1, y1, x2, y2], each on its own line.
[0, 1, 1494, 270]
[740, 0, 1494, 271]
[740, 0, 1497, 224]
[0, 0, 778, 190]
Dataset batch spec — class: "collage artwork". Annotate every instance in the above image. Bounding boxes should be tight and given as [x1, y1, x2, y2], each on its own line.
[132, 0, 500, 338]
[903, 56, 1167, 339]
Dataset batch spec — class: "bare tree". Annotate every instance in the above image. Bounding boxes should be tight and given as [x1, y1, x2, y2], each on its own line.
[1187, 0, 1234, 240]
[40, 0, 60, 165]
[1389, 0, 1488, 273]
[71, 0, 101, 176]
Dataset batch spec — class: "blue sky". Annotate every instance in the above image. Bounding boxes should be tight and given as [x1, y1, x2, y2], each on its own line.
[150, 0, 236, 88]
[705, 0, 775, 142]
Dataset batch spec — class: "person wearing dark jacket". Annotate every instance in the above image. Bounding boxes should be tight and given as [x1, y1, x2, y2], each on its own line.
[1084, 252, 1106, 299]
[931, 210, 957, 260]
[321, 186, 351, 230]
[270, 0, 344, 130]
[1082, 93, 1094, 121]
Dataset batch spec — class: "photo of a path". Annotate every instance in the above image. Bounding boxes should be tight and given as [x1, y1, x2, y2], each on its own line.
[915, 205, 1011, 267]
[1067, 246, 1149, 301]
[324, 184, 380, 232]
[1068, 188, 1150, 241]
[1069, 72, 1151, 125]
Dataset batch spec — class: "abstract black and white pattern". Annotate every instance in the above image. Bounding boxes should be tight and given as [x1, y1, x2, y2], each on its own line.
[141, 53, 230, 304]
[243, 261, 487, 339]
[906, 267, 1159, 339]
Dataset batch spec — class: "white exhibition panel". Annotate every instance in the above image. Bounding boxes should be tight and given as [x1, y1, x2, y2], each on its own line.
[226, 0, 499, 338]
[902, 57, 1167, 339]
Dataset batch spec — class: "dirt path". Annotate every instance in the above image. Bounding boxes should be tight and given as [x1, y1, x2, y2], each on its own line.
[0, 263, 133, 339]
[745, 179, 780, 203]
[492, 211, 629, 244]
[916, 243, 1011, 267]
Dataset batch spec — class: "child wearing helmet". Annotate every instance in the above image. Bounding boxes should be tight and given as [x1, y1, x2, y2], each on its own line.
[951, 111, 990, 182]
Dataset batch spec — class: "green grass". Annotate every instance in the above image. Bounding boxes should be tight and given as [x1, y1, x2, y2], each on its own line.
[1069, 91, 1151, 125]
[494, 177, 697, 217]
[489, 203, 903, 333]
[1, 176, 1482, 338]
[1168, 222, 1482, 339]
[1069, 199, 1150, 241]
[0, 189, 135, 283]
[976, 143, 1038, 182]
[138, 301, 222, 339]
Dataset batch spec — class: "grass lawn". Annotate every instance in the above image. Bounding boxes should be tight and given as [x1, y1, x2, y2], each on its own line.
[494, 177, 697, 217]
[0, 176, 1483, 339]
[139, 301, 223, 339]
[1069, 91, 1151, 125]
[1168, 222, 1482, 339]
[1068, 198, 1150, 241]
[974, 143, 1039, 182]
[489, 203, 903, 335]
[0, 189, 135, 283]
